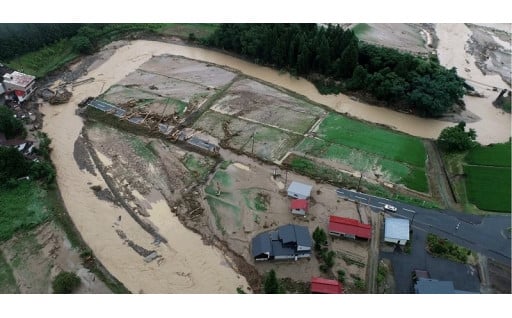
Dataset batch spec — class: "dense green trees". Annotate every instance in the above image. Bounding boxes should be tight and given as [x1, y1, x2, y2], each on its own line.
[263, 269, 282, 294]
[0, 106, 26, 139]
[207, 24, 466, 117]
[437, 122, 477, 152]
[0, 24, 83, 61]
[52, 271, 81, 294]
[312, 226, 328, 251]
[0, 147, 29, 183]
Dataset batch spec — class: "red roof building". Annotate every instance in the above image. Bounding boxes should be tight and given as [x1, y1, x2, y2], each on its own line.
[290, 199, 309, 216]
[291, 199, 308, 210]
[328, 215, 372, 240]
[311, 277, 344, 294]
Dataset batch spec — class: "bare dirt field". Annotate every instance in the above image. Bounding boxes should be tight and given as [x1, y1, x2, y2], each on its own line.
[0, 222, 110, 293]
[138, 54, 238, 88]
[202, 149, 370, 289]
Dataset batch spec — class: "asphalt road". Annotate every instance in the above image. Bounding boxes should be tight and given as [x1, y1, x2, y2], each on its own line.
[336, 188, 511, 264]
[381, 229, 481, 293]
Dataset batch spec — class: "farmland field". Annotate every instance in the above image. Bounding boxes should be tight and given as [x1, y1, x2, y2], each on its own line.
[295, 138, 428, 191]
[462, 141, 511, 212]
[314, 114, 427, 167]
[297, 113, 429, 192]
[464, 165, 511, 212]
[193, 110, 303, 162]
[465, 141, 511, 167]
[211, 78, 326, 134]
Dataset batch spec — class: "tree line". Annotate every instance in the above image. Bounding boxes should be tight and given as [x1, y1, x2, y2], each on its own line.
[0, 24, 84, 61]
[0, 23, 161, 61]
[206, 24, 466, 117]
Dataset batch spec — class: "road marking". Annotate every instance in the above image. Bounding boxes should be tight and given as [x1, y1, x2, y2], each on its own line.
[403, 208, 415, 213]
[378, 202, 386, 205]
[354, 196, 367, 201]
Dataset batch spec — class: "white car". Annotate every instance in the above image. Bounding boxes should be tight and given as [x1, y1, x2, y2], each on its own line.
[383, 204, 397, 212]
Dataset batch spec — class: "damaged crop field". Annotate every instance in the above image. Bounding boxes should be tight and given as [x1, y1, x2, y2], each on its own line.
[193, 78, 326, 162]
[79, 52, 440, 292]
[294, 113, 429, 193]
[97, 54, 238, 130]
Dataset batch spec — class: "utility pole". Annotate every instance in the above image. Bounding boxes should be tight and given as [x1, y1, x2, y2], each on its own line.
[251, 132, 255, 155]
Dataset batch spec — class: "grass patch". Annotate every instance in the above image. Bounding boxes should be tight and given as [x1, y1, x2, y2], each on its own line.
[464, 165, 511, 212]
[0, 181, 50, 242]
[124, 136, 157, 163]
[316, 114, 426, 167]
[205, 196, 240, 235]
[465, 141, 511, 167]
[296, 138, 429, 192]
[352, 23, 371, 37]
[376, 263, 388, 288]
[0, 250, 19, 293]
[182, 153, 215, 181]
[219, 160, 232, 170]
[6, 38, 78, 78]
[426, 233, 472, 263]
[156, 24, 219, 40]
[241, 189, 268, 212]
[286, 154, 439, 209]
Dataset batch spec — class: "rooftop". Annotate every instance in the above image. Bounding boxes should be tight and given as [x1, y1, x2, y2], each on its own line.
[3, 71, 35, 88]
[287, 181, 313, 197]
[311, 277, 344, 294]
[328, 215, 372, 239]
[384, 217, 410, 241]
[251, 224, 312, 259]
[290, 199, 308, 210]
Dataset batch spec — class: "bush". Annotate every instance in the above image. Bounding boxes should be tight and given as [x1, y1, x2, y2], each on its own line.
[337, 270, 346, 283]
[264, 269, 281, 294]
[0, 105, 26, 139]
[71, 35, 93, 54]
[52, 271, 81, 293]
[312, 226, 327, 251]
[438, 122, 477, 152]
[29, 161, 56, 185]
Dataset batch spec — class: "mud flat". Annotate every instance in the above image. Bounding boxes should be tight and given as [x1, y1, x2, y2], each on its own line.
[435, 24, 511, 145]
[41, 42, 249, 293]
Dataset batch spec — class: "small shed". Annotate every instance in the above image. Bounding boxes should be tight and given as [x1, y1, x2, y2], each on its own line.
[290, 199, 308, 216]
[287, 181, 312, 199]
[384, 218, 410, 245]
[311, 277, 344, 294]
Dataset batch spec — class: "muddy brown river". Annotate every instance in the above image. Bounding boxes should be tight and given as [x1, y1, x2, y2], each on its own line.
[79, 38, 508, 145]
[41, 29, 509, 292]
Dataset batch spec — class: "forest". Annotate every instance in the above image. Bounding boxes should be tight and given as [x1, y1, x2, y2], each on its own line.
[206, 24, 466, 117]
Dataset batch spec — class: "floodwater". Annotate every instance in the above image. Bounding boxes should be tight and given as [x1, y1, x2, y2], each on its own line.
[41, 42, 249, 293]
[76, 39, 508, 144]
[436, 24, 511, 144]
[40, 28, 510, 292]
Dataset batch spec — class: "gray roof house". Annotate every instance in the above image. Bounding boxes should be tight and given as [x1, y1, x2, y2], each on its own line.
[384, 217, 410, 245]
[287, 181, 313, 199]
[414, 278, 478, 294]
[251, 224, 312, 261]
